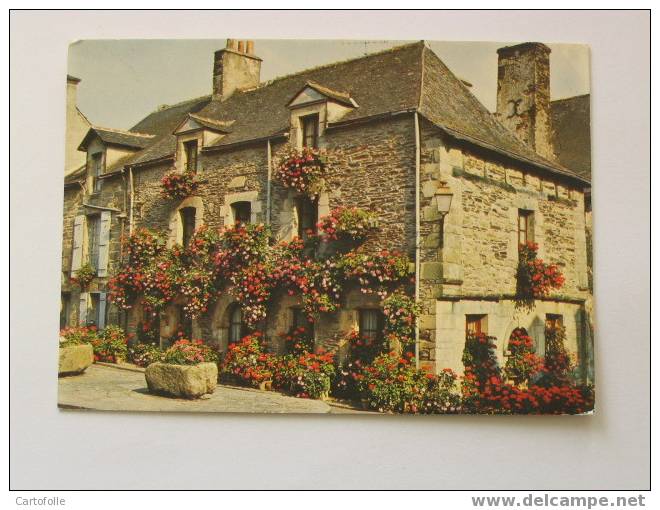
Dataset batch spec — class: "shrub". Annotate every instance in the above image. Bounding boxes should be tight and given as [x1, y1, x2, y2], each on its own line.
[504, 328, 544, 385]
[281, 326, 314, 355]
[332, 359, 366, 400]
[273, 349, 336, 399]
[59, 325, 98, 348]
[317, 207, 378, 242]
[540, 324, 573, 386]
[382, 292, 420, 347]
[162, 339, 219, 365]
[358, 352, 460, 413]
[128, 342, 163, 367]
[91, 326, 129, 363]
[220, 332, 275, 386]
[161, 169, 197, 199]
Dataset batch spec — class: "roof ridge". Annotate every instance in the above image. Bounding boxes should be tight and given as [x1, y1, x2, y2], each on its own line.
[91, 125, 155, 138]
[149, 94, 212, 114]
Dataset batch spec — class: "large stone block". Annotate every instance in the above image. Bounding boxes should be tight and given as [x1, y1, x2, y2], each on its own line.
[58, 344, 94, 376]
[420, 261, 443, 280]
[145, 362, 218, 399]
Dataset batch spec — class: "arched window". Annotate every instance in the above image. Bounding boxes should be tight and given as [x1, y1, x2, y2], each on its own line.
[228, 304, 244, 345]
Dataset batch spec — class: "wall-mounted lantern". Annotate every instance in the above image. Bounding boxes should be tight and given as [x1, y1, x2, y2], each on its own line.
[435, 182, 453, 217]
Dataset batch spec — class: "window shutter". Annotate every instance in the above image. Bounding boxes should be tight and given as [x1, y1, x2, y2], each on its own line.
[97, 211, 111, 277]
[98, 292, 107, 329]
[71, 215, 85, 272]
[79, 292, 88, 326]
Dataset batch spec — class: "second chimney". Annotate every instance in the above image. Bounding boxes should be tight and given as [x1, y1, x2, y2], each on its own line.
[212, 39, 262, 101]
[495, 42, 554, 160]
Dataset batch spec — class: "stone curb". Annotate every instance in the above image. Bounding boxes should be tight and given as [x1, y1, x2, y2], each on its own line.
[95, 361, 145, 373]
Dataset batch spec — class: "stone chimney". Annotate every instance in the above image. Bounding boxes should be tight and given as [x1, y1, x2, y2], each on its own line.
[495, 42, 554, 160]
[212, 39, 262, 101]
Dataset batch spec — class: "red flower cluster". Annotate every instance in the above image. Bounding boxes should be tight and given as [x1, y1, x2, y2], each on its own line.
[274, 145, 329, 196]
[161, 169, 197, 199]
[317, 207, 378, 242]
[338, 250, 410, 297]
[162, 338, 219, 365]
[221, 332, 276, 386]
[280, 326, 314, 355]
[517, 242, 565, 299]
[504, 328, 545, 384]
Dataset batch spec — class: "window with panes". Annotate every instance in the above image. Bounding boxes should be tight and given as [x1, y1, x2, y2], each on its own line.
[518, 210, 534, 246]
[91, 152, 103, 192]
[87, 215, 100, 271]
[301, 114, 319, 148]
[296, 196, 318, 241]
[466, 314, 488, 336]
[359, 309, 384, 343]
[179, 207, 196, 248]
[183, 140, 198, 173]
[228, 304, 244, 345]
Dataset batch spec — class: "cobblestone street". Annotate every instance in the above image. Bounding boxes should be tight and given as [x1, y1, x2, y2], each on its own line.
[58, 364, 332, 414]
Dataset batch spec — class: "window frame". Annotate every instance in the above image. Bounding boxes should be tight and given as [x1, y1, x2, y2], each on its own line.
[231, 201, 252, 225]
[179, 207, 197, 248]
[183, 139, 198, 174]
[301, 114, 319, 149]
[295, 196, 319, 240]
[228, 304, 244, 345]
[90, 152, 103, 193]
[518, 209, 534, 246]
[359, 309, 384, 344]
[87, 214, 100, 271]
[466, 314, 488, 336]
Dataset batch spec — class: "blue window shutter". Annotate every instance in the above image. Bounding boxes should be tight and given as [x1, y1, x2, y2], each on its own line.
[98, 292, 107, 329]
[79, 292, 88, 325]
[71, 215, 85, 272]
[97, 211, 111, 277]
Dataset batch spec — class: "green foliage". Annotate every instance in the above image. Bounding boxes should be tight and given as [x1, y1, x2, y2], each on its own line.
[71, 263, 96, 290]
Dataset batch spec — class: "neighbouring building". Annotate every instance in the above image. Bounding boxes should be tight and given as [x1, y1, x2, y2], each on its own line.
[61, 40, 593, 382]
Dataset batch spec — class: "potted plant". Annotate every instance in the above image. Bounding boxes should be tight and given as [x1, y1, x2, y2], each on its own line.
[58, 326, 96, 376]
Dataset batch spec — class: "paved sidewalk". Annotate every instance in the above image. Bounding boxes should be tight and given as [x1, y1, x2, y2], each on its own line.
[58, 364, 331, 414]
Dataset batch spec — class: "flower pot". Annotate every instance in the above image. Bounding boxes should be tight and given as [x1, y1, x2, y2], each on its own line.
[258, 380, 273, 391]
[145, 362, 218, 399]
[58, 344, 94, 376]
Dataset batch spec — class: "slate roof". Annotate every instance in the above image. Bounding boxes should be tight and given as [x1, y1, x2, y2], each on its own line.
[418, 47, 587, 183]
[78, 126, 155, 151]
[128, 95, 212, 166]
[86, 41, 589, 185]
[550, 94, 591, 180]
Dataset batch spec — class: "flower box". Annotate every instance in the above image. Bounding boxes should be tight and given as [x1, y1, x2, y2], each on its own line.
[58, 343, 94, 376]
[145, 362, 218, 399]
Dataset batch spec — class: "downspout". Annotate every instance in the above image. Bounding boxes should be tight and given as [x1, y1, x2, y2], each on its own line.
[128, 167, 135, 235]
[266, 139, 272, 225]
[414, 112, 421, 370]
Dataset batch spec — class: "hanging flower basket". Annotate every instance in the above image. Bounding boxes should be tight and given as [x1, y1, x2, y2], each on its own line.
[161, 169, 198, 199]
[274, 145, 329, 196]
[70, 263, 96, 290]
[317, 207, 379, 243]
[516, 242, 565, 300]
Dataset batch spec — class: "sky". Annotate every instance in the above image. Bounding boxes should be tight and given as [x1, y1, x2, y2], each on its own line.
[68, 39, 590, 130]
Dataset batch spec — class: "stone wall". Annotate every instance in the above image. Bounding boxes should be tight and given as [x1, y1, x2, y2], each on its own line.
[127, 114, 417, 348]
[416, 119, 590, 373]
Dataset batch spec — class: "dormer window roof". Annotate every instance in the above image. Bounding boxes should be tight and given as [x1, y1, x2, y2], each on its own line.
[173, 114, 234, 136]
[287, 81, 358, 109]
[77, 126, 155, 152]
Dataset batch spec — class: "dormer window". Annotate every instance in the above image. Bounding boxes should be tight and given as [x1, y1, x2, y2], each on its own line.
[90, 152, 103, 192]
[301, 114, 319, 149]
[183, 140, 198, 173]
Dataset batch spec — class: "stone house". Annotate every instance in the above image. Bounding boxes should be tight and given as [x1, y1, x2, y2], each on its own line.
[61, 40, 593, 381]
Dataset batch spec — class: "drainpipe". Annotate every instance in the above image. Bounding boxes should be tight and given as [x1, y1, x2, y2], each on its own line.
[128, 167, 135, 235]
[266, 139, 272, 226]
[414, 112, 421, 370]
